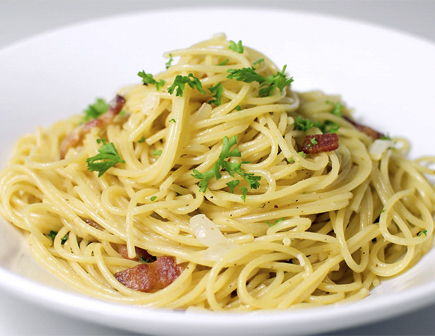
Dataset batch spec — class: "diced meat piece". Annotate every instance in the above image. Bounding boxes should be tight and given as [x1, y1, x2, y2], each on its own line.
[84, 218, 105, 231]
[115, 256, 184, 292]
[117, 244, 154, 262]
[343, 115, 384, 139]
[302, 133, 339, 154]
[60, 94, 126, 159]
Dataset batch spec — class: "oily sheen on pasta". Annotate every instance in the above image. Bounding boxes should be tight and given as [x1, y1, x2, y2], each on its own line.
[1, 34, 434, 311]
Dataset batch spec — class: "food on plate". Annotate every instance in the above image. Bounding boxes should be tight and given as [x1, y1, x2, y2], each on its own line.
[0, 33, 434, 311]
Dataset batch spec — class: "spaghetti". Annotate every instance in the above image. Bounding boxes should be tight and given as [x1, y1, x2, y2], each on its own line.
[0, 33, 434, 311]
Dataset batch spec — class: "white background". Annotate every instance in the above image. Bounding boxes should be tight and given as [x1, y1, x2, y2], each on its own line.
[1, 1, 435, 335]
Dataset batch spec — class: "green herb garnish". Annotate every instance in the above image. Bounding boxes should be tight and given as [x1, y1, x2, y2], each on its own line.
[217, 58, 230, 66]
[226, 180, 240, 193]
[86, 139, 125, 177]
[418, 230, 428, 237]
[266, 218, 285, 226]
[82, 98, 109, 122]
[137, 71, 166, 91]
[208, 82, 224, 106]
[191, 136, 261, 193]
[229, 40, 244, 53]
[167, 73, 206, 97]
[165, 53, 173, 69]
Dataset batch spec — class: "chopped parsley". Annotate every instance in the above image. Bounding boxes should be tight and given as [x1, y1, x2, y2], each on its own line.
[330, 102, 343, 117]
[150, 196, 157, 201]
[241, 186, 248, 202]
[266, 218, 285, 227]
[217, 58, 230, 66]
[293, 115, 340, 134]
[169, 118, 176, 123]
[208, 82, 224, 106]
[191, 136, 261, 194]
[259, 65, 294, 97]
[418, 230, 428, 237]
[294, 116, 322, 132]
[138, 137, 146, 143]
[165, 53, 173, 69]
[139, 256, 156, 264]
[380, 134, 392, 140]
[153, 150, 162, 156]
[253, 58, 264, 66]
[227, 65, 293, 97]
[227, 67, 265, 83]
[226, 180, 240, 193]
[167, 73, 206, 97]
[86, 139, 125, 177]
[137, 71, 166, 90]
[234, 105, 242, 111]
[229, 40, 244, 53]
[311, 137, 318, 146]
[82, 98, 109, 122]
[48, 230, 68, 245]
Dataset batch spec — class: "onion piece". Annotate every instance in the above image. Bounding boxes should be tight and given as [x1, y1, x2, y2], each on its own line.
[190, 214, 228, 246]
[369, 139, 395, 160]
[190, 214, 237, 261]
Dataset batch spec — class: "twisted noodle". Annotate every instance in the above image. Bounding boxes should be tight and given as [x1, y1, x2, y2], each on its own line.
[1, 33, 434, 311]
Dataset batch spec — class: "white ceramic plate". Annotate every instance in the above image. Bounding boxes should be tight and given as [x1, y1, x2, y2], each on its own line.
[1, 7, 435, 336]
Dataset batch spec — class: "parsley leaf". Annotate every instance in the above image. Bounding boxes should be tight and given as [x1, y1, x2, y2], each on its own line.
[191, 136, 261, 193]
[241, 186, 248, 202]
[165, 53, 173, 69]
[266, 218, 285, 226]
[418, 230, 428, 237]
[48, 230, 68, 245]
[138, 71, 166, 91]
[86, 139, 125, 177]
[259, 65, 294, 97]
[153, 150, 162, 156]
[138, 137, 146, 143]
[82, 98, 109, 122]
[310, 137, 318, 146]
[294, 116, 322, 132]
[294, 116, 340, 134]
[227, 67, 264, 84]
[229, 40, 244, 53]
[234, 105, 242, 111]
[380, 134, 392, 140]
[139, 256, 156, 264]
[330, 102, 343, 117]
[253, 58, 264, 66]
[150, 196, 157, 201]
[208, 82, 224, 106]
[226, 180, 240, 193]
[227, 65, 293, 97]
[217, 59, 229, 66]
[167, 73, 206, 97]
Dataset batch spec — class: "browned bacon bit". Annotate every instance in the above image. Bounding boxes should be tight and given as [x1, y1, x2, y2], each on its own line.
[302, 133, 339, 154]
[84, 218, 105, 231]
[59, 94, 126, 159]
[117, 244, 154, 262]
[343, 115, 384, 140]
[115, 256, 184, 292]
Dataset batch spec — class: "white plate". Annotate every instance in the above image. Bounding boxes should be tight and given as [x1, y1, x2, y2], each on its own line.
[1, 7, 435, 336]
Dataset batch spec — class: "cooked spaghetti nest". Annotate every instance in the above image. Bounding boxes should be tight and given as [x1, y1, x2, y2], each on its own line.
[1, 33, 435, 311]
